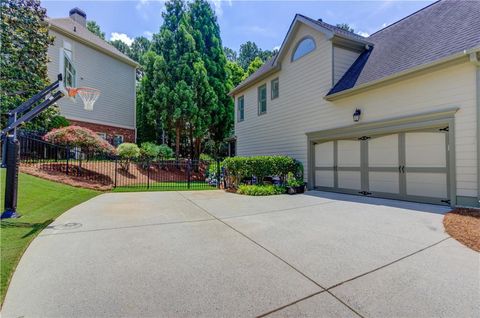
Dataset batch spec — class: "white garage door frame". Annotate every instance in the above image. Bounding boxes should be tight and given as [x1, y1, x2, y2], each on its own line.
[306, 107, 458, 206]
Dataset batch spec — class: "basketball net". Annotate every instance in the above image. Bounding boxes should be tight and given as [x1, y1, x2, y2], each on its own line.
[65, 87, 100, 111]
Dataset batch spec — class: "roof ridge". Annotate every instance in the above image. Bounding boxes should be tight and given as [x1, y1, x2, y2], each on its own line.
[369, 0, 442, 37]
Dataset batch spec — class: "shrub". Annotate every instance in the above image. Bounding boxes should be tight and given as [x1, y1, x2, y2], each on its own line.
[158, 144, 174, 159]
[48, 115, 70, 129]
[222, 156, 302, 187]
[117, 143, 140, 171]
[237, 184, 286, 196]
[140, 142, 160, 161]
[43, 125, 116, 154]
[200, 153, 214, 161]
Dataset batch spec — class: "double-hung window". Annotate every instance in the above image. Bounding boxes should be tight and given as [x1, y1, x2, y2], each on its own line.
[237, 96, 245, 122]
[258, 84, 267, 115]
[271, 78, 279, 99]
[63, 47, 76, 88]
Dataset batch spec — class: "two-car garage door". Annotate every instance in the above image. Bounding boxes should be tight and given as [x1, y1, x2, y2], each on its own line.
[314, 128, 450, 205]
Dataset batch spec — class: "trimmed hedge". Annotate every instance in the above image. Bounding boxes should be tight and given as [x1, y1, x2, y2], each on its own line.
[237, 185, 286, 196]
[222, 156, 302, 187]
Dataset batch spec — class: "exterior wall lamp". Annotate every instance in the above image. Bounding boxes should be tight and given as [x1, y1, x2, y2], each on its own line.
[353, 108, 362, 122]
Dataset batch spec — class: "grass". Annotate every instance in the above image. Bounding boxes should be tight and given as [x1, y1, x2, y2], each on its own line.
[112, 181, 218, 192]
[0, 170, 99, 306]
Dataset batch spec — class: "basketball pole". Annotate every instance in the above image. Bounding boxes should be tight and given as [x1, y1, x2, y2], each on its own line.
[1, 74, 64, 219]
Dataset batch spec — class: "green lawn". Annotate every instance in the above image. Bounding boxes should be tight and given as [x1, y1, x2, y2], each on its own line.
[112, 181, 218, 192]
[0, 170, 99, 305]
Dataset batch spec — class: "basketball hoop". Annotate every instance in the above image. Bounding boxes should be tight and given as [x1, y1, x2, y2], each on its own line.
[65, 87, 100, 111]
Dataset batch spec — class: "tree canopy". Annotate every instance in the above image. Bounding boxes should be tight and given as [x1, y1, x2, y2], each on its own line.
[0, 0, 60, 130]
[336, 23, 354, 33]
[110, 39, 131, 56]
[86, 20, 105, 39]
[243, 57, 264, 80]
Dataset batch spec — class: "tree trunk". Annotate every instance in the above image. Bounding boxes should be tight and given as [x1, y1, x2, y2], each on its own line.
[189, 126, 194, 160]
[175, 122, 181, 160]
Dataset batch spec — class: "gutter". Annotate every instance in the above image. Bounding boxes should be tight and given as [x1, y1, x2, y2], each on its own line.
[469, 51, 480, 206]
[325, 46, 480, 101]
[49, 24, 139, 68]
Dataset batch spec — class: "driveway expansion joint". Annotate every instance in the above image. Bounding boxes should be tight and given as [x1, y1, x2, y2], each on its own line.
[178, 193, 366, 318]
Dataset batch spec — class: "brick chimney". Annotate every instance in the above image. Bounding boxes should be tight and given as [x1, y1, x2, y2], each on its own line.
[69, 7, 86, 27]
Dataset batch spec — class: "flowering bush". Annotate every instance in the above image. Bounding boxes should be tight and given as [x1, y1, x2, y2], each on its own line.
[43, 126, 116, 154]
[117, 143, 140, 171]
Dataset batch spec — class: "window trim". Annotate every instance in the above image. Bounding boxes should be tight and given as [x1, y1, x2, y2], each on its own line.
[113, 134, 124, 146]
[237, 95, 245, 122]
[257, 84, 267, 115]
[97, 132, 107, 140]
[291, 36, 316, 62]
[62, 48, 76, 88]
[271, 78, 279, 100]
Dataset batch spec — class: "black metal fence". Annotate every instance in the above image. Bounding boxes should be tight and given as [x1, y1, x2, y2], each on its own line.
[17, 133, 221, 191]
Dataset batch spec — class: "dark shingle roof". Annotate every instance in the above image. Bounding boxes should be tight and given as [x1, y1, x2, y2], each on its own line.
[329, 0, 480, 95]
[299, 15, 371, 44]
[48, 18, 138, 67]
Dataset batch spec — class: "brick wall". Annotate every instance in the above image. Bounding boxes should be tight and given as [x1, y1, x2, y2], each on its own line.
[68, 119, 135, 145]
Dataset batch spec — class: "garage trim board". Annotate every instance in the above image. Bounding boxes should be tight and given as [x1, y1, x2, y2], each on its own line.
[306, 108, 457, 206]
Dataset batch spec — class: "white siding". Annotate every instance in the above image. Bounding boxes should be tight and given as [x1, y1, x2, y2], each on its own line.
[234, 23, 478, 198]
[47, 30, 136, 128]
[333, 46, 360, 85]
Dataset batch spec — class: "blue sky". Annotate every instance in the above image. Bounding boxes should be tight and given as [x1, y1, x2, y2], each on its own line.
[42, 0, 434, 52]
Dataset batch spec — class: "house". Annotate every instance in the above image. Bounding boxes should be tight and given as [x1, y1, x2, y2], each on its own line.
[46, 8, 138, 146]
[229, 0, 480, 207]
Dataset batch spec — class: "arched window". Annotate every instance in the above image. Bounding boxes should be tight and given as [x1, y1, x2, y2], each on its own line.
[291, 36, 316, 62]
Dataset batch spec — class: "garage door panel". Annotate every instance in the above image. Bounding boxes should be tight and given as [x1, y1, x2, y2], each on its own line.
[315, 142, 334, 167]
[338, 171, 361, 190]
[368, 134, 398, 167]
[369, 172, 399, 194]
[406, 172, 447, 199]
[315, 170, 334, 188]
[337, 140, 360, 167]
[405, 132, 446, 167]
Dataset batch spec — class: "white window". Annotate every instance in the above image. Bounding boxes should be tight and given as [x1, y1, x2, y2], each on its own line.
[113, 135, 124, 147]
[271, 78, 279, 99]
[237, 96, 244, 122]
[63, 47, 76, 88]
[292, 36, 316, 62]
[97, 132, 107, 140]
[258, 84, 267, 115]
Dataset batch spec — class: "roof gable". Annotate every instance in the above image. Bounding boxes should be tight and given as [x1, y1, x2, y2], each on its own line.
[49, 18, 138, 67]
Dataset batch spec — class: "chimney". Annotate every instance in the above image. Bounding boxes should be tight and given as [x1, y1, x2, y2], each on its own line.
[69, 7, 86, 27]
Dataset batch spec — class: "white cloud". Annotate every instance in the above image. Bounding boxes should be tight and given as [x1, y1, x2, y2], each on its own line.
[110, 32, 134, 46]
[358, 31, 370, 37]
[143, 31, 154, 40]
[209, 0, 232, 17]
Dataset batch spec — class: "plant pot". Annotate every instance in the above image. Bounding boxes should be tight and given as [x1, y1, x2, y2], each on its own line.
[295, 184, 305, 194]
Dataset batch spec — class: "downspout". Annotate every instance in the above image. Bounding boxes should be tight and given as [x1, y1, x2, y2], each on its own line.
[469, 51, 480, 206]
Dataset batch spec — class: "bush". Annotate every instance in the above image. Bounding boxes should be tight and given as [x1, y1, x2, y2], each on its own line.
[140, 142, 160, 161]
[158, 144, 174, 159]
[200, 153, 214, 161]
[43, 125, 116, 154]
[48, 115, 70, 129]
[237, 185, 286, 196]
[222, 156, 302, 187]
[117, 143, 140, 171]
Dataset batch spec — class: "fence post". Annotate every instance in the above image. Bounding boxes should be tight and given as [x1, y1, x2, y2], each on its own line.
[114, 156, 118, 188]
[147, 160, 150, 189]
[66, 145, 70, 175]
[216, 159, 221, 189]
[187, 160, 191, 189]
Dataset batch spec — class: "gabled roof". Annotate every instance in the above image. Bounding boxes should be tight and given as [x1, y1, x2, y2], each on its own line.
[327, 0, 480, 98]
[229, 14, 370, 95]
[48, 18, 138, 67]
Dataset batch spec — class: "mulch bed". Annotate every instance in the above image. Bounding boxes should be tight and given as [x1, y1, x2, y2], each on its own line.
[443, 208, 480, 252]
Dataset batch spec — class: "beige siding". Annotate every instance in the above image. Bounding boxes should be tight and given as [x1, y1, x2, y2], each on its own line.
[333, 46, 360, 85]
[234, 23, 478, 198]
[47, 30, 136, 129]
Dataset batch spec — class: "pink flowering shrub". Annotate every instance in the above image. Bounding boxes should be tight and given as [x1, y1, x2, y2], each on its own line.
[44, 126, 116, 154]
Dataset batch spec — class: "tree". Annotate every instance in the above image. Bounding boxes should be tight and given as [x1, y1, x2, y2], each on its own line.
[226, 60, 244, 87]
[86, 20, 105, 39]
[223, 46, 237, 62]
[128, 36, 151, 63]
[336, 23, 354, 33]
[44, 126, 116, 154]
[243, 57, 264, 80]
[110, 39, 131, 56]
[0, 0, 59, 130]
[189, 0, 232, 159]
[238, 41, 260, 70]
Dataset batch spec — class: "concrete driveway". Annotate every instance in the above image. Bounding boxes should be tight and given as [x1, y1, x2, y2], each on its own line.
[2, 191, 479, 317]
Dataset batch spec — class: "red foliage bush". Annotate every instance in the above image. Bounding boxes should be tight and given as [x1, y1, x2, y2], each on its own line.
[43, 125, 116, 154]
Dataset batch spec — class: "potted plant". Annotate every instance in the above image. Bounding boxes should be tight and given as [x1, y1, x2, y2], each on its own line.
[286, 173, 305, 194]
